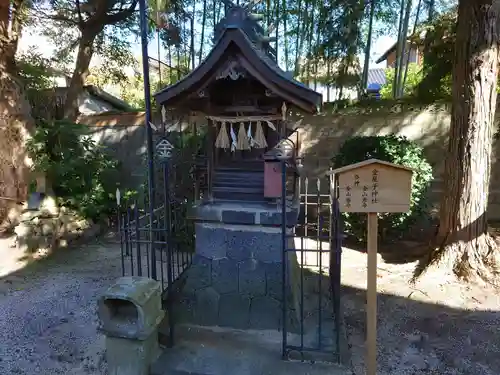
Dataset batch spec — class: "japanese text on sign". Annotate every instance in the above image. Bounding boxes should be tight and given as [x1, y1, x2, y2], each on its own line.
[342, 169, 382, 209]
[372, 169, 379, 204]
[335, 159, 413, 214]
[362, 185, 368, 208]
[346, 185, 352, 208]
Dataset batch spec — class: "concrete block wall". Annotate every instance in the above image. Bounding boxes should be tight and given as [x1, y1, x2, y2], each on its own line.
[87, 124, 147, 191]
[78, 105, 500, 219]
[290, 104, 500, 219]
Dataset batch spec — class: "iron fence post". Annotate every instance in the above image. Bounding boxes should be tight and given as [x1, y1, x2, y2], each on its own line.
[134, 202, 142, 276]
[138, 0, 157, 280]
[163, 160, 175, 347]
[331, 173, 342, 362]
[118, 205, 125, 276]
[281, 159, 287, 359]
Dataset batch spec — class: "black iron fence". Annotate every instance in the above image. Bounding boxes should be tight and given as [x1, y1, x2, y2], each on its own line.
[116, 129, 343, 357]
[117, 124, 203, 346]
[281, 161, 343, 362]
[117, 201, 194, 294]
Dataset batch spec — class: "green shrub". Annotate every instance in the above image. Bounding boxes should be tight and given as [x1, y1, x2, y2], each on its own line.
[27, 119, 134, 221]
[332, 135, 433, 241]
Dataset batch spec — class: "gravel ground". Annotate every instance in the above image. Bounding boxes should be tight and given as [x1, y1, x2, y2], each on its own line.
[342, 247, 500, 375]
[0, 235, 121, 375]
[1, 233, 499, 375]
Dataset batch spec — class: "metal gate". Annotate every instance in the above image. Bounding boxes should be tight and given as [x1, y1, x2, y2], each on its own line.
[280, 159, 343, 362]
[117, 123, 205, 346]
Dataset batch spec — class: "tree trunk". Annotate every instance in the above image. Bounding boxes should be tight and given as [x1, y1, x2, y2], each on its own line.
[293, 0, 303, 76]
[414, 0, 500, 283]
[422, 0, 436, 71]
[282, 0, 288, 71]
[396, 0, 413, 98]
[426, 0, 435, 22]
[326, 54, 331, 101]
[190, 15, 195, 70]
[361, 0, 375, 91]
[306, 0, 314, 86]
[393, 0, 406, 98]
[198, 0, 207, 64]
[0, 0, 35, 228]
[274, 0, 279, 63]
[63, 28, 101, 121]
[213, 0, 217, 36]
[401, 0, 422, 90]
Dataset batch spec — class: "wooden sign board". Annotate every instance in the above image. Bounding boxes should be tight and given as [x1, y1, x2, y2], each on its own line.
[331, 158, 413, 375]
[332, 159, 413, 213]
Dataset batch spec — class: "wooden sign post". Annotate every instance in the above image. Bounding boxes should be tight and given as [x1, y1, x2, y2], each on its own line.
[331, 159, 413, 375]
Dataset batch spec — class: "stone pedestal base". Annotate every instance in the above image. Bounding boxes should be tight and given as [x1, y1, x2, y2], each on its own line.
[98, 277, 164, 375]
[175, 222, 299, 331]
[105, 332, 161, 375]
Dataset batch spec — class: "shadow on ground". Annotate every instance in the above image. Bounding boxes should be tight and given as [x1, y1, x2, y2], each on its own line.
[341, 282, 500, 375]
[342, 218, 500, 269]
[0, 231, 499, 375]
[0, 233, 121, 375]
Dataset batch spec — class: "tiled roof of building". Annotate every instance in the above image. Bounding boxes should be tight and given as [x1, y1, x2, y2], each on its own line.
[367, 68, 386, 86]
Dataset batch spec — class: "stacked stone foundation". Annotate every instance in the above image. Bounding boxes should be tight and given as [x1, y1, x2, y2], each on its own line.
[176, 219, 300, 331]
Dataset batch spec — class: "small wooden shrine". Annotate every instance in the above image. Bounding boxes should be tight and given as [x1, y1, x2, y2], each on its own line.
[152, 0, 323, 333]
[153, 1, 321, 203]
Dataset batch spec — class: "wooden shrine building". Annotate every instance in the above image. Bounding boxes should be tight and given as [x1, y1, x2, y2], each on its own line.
[153, 1, 321, 203]
[152, 0, 326, 341]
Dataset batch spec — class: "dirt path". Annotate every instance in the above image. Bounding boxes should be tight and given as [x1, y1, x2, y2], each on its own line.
[0, 235, 121, 375]
[0, 233, 499, 375]
[342, 247, 500, 375]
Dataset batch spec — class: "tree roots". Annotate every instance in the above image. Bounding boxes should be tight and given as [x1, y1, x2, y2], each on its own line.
[412, 232, 500, 286]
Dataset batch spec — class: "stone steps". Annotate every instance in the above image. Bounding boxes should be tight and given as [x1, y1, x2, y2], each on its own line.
[213, 175, 263, 186]
[217, 160, 265, 172]
[212, 168, 265, 202]
[150, 324, 350, 375]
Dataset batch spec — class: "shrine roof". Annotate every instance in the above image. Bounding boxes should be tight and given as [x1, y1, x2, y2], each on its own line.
[153, 6, 322, 113]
